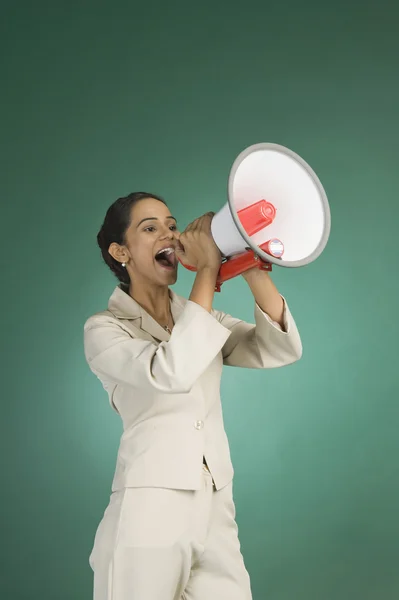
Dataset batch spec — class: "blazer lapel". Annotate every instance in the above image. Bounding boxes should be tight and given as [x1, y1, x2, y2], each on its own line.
[140, 308, 171, 343]
[107, 286, 186, 343]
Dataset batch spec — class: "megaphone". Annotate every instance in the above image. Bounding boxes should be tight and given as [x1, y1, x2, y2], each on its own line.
[181, 142, 331, 291]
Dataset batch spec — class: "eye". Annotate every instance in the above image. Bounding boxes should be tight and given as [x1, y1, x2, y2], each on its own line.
[169, 224, 177, 231]
[144, 226, 156, 232]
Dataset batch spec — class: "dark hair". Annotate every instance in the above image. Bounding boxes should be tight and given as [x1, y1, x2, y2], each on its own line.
[97, 191, 166, 285]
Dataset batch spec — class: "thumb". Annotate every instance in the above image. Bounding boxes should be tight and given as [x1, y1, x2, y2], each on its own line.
[174, 240, 185, 258]
[175, 241, 197, 271]
[174, 242, 188, 265]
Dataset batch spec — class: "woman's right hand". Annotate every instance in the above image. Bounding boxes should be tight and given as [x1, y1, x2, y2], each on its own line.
[175, 212, 222, 272]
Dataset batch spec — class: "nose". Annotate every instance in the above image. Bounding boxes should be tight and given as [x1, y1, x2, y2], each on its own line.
[159, 227, 175, 240]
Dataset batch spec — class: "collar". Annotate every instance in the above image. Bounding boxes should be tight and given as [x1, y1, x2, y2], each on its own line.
[107, 285, 186, 342]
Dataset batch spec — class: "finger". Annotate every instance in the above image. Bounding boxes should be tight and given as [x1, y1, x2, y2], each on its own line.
[190, 217, 201, 232]
[197, 214, 209, 234]
[188, 212, 211, 233]
[198, 212, 213, 234]
[174, 241, 186, 258]
[178, 233, 187, 248]
[198, 218, 206, 234]
[187, 214, 203, 230]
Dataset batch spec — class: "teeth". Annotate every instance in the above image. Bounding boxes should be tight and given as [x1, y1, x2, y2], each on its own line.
[156, 247, 174, 256]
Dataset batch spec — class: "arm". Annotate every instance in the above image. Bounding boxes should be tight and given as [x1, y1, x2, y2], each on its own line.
[212, 270, 302, 369]
[189, 265, 220, 312]
[86, 209, 228, 395]
[84, 296, 231, 395]
[242, 268, 286, 329]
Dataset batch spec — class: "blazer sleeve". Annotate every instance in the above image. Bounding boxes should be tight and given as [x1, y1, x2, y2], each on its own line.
[84, 300, 231, 394]
[211, 296, 303, 369]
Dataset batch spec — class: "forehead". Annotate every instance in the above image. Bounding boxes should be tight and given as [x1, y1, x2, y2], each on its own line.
[130, 197, 171, 222]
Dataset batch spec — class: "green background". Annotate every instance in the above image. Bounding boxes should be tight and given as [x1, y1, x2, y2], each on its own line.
[2, 1, 398, 599]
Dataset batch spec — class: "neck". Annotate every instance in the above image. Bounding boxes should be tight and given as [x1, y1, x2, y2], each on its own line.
[128, 281, 171, 324]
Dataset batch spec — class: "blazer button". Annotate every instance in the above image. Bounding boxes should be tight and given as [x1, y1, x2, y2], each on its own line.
[194, 420, 204, 430]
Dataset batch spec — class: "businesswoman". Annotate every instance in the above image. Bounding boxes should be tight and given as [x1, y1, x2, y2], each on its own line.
[84, 191, 302, 600]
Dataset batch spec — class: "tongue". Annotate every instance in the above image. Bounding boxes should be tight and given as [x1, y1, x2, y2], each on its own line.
[156, 253, 174, 268]
[158, 257, 171, 267]
[156, 252, 176, 268]
[168, 253, 177, 267]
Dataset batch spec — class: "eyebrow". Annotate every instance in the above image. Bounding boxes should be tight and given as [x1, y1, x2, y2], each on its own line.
[137, 216, 176, 227]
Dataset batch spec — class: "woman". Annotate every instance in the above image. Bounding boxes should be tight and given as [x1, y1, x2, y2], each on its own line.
[84, 191, 302, 600]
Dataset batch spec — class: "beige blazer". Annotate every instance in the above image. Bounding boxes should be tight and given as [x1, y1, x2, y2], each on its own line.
[83, 286, 302, 491]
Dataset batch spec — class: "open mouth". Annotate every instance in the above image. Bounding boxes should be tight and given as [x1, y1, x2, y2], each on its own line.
[155, 247, 177, 270]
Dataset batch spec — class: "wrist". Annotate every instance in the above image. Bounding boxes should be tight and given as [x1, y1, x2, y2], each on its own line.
[197, 264, 220, 276]
[242, 266, 270, 281]
[190, 266, 219, 313]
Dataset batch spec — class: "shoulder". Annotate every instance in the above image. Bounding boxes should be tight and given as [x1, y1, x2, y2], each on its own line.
[84, 309, 118, 331]
[83, 310, 139, 364]
[83, 311, 137, 345]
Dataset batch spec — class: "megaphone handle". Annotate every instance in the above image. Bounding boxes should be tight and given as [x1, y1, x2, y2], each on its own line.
[215, 250, 272, 291]
[177, 251, 271, 292]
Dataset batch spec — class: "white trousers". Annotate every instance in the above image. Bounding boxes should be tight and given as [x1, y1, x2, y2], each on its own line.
[89, 464, 253, 599]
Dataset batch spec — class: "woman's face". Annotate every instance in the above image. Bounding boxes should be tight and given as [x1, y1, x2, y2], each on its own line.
[110, 197, 180, 287]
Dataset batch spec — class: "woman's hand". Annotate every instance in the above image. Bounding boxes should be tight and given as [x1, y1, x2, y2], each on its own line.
[175, 212, 222, 272]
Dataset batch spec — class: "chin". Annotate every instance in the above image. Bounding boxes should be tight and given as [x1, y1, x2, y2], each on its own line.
[155, 269, 178, 286]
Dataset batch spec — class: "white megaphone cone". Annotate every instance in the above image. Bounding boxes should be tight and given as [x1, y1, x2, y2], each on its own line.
[180, 142, 331, 291]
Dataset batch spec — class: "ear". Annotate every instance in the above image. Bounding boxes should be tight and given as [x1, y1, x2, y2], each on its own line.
[108, 242, 129, 265]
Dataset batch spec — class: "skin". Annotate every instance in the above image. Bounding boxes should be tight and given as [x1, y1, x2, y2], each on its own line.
[108, 197, 285, 331]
